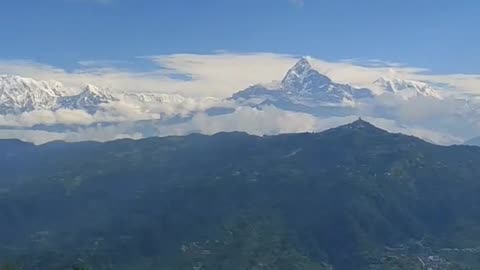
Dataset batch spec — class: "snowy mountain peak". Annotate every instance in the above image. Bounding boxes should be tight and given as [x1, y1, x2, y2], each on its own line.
[81, 84, 117, 100]
[84, 84, 103, 94]
[232, 58, 373, 108]
[373, 77, 442, 100]
[0, 75, 124, 114]
[1, 74, 64, 97]
[122, 92, 189, 105]
[281, 57, 332, 91]
[0, 75, 65, 114]
[290, 57, 313, 74]
[58, 84, 119, 112]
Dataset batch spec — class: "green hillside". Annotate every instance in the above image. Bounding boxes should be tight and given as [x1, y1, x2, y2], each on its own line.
[1, 120, 480, 270]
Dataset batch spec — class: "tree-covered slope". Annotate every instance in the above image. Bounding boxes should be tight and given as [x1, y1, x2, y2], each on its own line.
[1, 119, 480, 270]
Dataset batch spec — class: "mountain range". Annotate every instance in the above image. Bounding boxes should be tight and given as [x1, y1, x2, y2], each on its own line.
[232, 57, 442, 109]
[2, 58, 479, 145]
[0, 58, 443, 116]
[232, 58, 374, 108]
[1, 120, 479, 270]
[0, 75, 118, 114]
[372, 77, 443, 100]
[0, 75, 205, 116]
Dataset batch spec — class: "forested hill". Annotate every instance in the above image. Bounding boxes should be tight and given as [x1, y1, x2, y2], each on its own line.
[1, 119, 480, 270]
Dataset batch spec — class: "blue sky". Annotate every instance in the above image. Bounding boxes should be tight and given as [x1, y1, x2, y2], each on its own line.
[1, 0, 479, 74]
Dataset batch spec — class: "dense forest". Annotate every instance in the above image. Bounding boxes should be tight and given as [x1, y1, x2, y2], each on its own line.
[1, 120, 480, 269]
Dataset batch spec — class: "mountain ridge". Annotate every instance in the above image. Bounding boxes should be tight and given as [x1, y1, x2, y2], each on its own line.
[1, 118, 480, 269]
[230, 57, 445, 125]
[0, 59, 466, 146]
[0, 59, 451, 116]
[0, 75, 119, 113]
[232, 57, 375, 108]
[0, 119, 426, 146]
[373, 77, 443, 100]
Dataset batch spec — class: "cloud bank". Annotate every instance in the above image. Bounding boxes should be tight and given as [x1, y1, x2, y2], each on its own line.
[2, 52, 480, 99]
[0, 106, 462, 146]
[1, 52, 480, 144]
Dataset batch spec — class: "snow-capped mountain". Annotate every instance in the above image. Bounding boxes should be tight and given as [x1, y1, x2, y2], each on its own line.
[58, 84, 119, 113]
[1, 62, 446, 118]
[0, 64, 476, 145]
[122, 92, 189, 105]
[0, 74, 220, 121]
[0, 75, 120, 114]
[373, 77, 443, 100]
[232, 58, 445, 114]
[122, 92, 222, 117]
[0, 75, 64, 114]
[232, 57, 374, 108]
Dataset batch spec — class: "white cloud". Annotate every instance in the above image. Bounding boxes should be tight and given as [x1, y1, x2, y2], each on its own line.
[0, 105, 463, 145]
[156, 106, 319, 136]
[1, 52, 480, 144]
[154, 106, 461, 145]
[361, 117, 464, 145]
[0, 107, 144, 128]
[2, 52, 479, 100]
